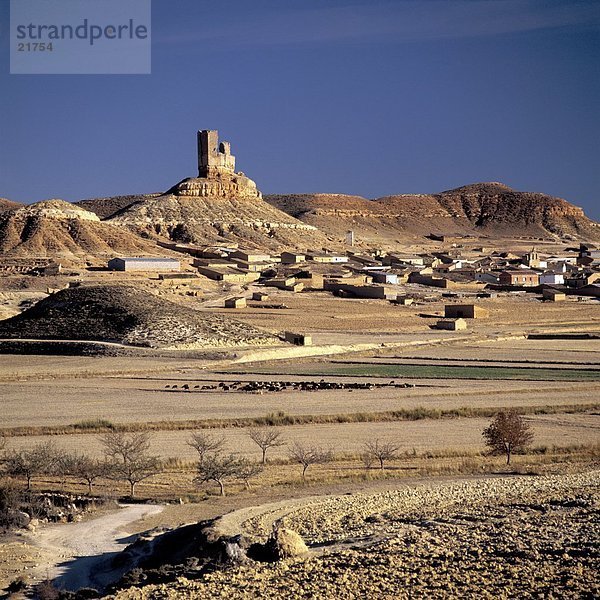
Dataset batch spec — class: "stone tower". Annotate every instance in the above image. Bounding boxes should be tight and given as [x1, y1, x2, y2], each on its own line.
[197, 130, 236, 178]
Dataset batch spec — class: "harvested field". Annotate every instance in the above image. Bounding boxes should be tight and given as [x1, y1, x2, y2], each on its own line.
[1, 372, 599, 429]
[6, 414, 599, 460]
[226, 292, 600, 337]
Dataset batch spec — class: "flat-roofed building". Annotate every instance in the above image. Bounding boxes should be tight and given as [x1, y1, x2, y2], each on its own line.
[231, 250, 272, 263]
[308, 253, 349, 264]
[108, 257, 180, 272]
[444, 304, 489, 319]
[498, 270, 540, 286]
[281, 252, 306, 264]
[436, 318, 468, 331]
[224, 296, 247, 309]
[543, 289, 566, 302]
[284, 331, 312, 346]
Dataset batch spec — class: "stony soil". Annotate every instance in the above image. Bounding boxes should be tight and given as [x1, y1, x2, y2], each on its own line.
[111, 471, 598, 599]
[0, 285, 276, 349]
[0, 200, 161, 259]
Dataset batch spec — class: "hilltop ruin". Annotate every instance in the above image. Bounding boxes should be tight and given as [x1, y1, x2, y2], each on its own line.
[167, 130, 262, 200]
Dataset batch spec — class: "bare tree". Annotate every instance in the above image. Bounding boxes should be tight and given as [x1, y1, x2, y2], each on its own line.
[101, 432, 161, 498]
[363, 439, 400, 470]
[69, 454, 108, 495]
[288, 442, 332, 481]
[187, 432, 225, 467]
[237, 458, 263, 490]
[194, 452, 245, 496]
[482, 411, 534, 465]
[247, 427, 285, 464]
[4, 442, 58, 490]
[53, 451, 75, 490]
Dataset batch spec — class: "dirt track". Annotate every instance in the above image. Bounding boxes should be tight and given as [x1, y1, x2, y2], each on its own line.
[24, 504, 164, 592]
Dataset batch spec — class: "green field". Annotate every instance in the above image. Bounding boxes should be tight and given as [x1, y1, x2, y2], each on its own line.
[229, 363, 600, 381]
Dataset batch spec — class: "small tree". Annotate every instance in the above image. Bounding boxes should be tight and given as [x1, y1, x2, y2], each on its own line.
[194, 452, 244, 496]
[482, 411, 534, 465]
[237, 458, 263, 490]
[363, 439, 400, 470]
[187, 432, 225, 467]
[101, 432, 161, 498]
[53, 450, 76, 490]
[69, 454, 107, 495]
[288, 442, 332, 481]
[4, 442, 58, 490]
[247, 427, 285, 464]
[0, 481, 22, 529]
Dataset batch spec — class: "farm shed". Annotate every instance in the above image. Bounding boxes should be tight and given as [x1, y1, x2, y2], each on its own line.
[108, 257, 180, 272]
[444, 304, 489, 319]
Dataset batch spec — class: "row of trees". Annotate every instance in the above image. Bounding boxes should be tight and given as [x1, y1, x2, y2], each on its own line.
[1, 432, 160, 497]
[190, 410, 533, 496]
[1, 412, 533, 498]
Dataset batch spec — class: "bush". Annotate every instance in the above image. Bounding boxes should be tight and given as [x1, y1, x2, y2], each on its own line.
[0, 482, 22, 530]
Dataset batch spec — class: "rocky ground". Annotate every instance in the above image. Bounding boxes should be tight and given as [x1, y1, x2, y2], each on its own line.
[0, 285, 277, 349]
[110, 471, 598, 599]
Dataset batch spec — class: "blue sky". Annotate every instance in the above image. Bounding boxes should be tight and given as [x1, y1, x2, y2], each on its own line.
[1, 0, 599, 218]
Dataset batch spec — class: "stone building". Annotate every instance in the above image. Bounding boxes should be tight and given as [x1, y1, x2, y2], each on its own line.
[224, 297, 247, 309]
[198, 130, 236, 177]
[108, 257, 180, 272]
[436, 318, 468, 331]
[444, 304, 489, 319]
[284, 331, 312, 346]
[168, 130, 262, 200]
[498, 270, 540, 286]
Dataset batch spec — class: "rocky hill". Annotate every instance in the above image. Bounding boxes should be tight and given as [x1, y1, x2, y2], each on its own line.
[104, 180, 332, 251]
[0, 198, 22, 214]
[266, 183, 600, 243]
[0, 199, 162, 259]
[76, 194, 160, 219]
[0, 285, 276, 348]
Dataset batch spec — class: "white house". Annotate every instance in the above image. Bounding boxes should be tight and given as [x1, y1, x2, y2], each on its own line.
[476, 272, 500, 284]
[539, 271, 565, 285]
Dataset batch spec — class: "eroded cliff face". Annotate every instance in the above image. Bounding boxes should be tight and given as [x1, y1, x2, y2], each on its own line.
[433, 183, 586, 228]
[266, 183, 598, 241]
[107, 180, 328, 251]
[0, 200, 160, 259]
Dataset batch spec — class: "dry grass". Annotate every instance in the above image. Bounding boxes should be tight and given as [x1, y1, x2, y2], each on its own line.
[1, 402, 598, 437]
[9, 443, 599, 503]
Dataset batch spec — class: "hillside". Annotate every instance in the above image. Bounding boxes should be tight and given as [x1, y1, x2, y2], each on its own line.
[266, 183, 600, 244]
[0, 199, 162, 260]
[0, 285, 276, 348]
[76, 194, 160, 219]
[0, 198, 22, 214]
[105, 182, 333, 251]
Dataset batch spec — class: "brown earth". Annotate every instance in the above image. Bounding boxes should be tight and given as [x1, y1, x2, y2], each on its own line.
[110, 471, 599, 600]
[105, 192, 331, 251]
[3, 182, 598, 260]
[0, 198, 22, 214]
[0, 200, 162, 260]
[76, 194, 162, 219]
[0, 284, 277, 349]
[266, 182, 600, 245]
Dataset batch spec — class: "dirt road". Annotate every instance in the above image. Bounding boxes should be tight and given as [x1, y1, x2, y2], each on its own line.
[25, 503, 164, 592]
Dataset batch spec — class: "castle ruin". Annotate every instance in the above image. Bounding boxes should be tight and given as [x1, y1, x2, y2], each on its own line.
[169, 129, 262, 200]
[198, 130, 236, 178]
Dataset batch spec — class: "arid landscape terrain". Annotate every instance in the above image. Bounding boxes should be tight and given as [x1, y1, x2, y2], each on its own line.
[0, 130, 598, 599]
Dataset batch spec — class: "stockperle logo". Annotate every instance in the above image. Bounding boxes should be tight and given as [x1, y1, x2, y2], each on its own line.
[10, 0, 151, 74]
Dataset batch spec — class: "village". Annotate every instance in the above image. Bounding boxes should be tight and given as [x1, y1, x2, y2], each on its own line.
[2, 234, 599, 345]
